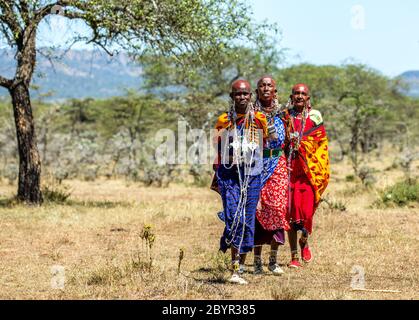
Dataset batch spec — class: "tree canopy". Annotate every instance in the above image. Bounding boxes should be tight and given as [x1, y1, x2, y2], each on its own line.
[0, 0, 277, 203]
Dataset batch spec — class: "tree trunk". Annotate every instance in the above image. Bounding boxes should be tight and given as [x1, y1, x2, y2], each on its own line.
[9, 82, 43, 204]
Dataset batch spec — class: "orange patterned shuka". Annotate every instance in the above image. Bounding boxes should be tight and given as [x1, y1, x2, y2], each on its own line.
[211, 111, 268, 194]
[213, 111, 268, 162]
[214, 112, 268, 136]
[299, 123, 330, 209]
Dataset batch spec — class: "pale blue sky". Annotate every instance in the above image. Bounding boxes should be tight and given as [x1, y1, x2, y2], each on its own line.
[35, 0, 419, 77]
[250, 0, 419, 76]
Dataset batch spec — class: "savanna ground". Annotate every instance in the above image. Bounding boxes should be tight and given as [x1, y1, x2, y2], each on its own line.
[0, 148, 418, 300]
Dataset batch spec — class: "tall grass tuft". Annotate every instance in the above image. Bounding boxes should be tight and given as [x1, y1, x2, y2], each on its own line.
[139, 224, 156, 270]
[321, 197, 347, 212]
[271, 286, 304, 300]
[178, 248, 185, 275]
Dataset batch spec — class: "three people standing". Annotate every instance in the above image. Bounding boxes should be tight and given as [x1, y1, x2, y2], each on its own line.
[214, 78, 330, 283]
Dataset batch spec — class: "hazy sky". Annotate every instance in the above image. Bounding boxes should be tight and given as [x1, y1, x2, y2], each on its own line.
[249, 0, 419, 76]
[35, 0, 419, 77]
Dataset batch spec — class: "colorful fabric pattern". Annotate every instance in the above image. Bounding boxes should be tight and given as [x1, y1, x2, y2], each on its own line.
[254, 113, 288, 245]
[217, 166, 261, 254]
[299, 121, 330, 209]
[214, 110, 267, 254]
[285, 110, 330, 234]
[261, 114, 286, 186]
[215, 112, 268, 135]
[256, 154, 290, 232]
[213, 111, 267, 176]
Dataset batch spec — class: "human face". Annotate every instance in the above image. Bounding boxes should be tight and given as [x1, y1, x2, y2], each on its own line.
[230, 80, 252, 113]
[257, 77, 276, 106]
[290, 84, 310, 110]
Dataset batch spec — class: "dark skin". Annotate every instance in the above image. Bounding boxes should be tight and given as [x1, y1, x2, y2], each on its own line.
[288, 83, 311, 263]
[230, 80, 252, 114]
[228, 79, 252, 269]
[290, 83, 310, 112]
[256, 77, 277, 110]
[254, 76, 280, 260]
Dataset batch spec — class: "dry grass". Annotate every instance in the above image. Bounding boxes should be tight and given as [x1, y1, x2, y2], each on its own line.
[0, 153, 418, 300]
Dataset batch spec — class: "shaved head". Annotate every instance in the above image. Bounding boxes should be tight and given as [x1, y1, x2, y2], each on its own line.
[230, 79, 252, 113]
[257, 75, 276, 88]
[256, 76, 277, 107]
[290, 83, 310, 111]
[292, 83, 310, 95]
[231, 79, 251, 93]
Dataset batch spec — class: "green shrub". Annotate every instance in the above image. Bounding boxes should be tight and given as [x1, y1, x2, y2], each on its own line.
[380, 179, 419, 206]
[345, 174, 356, 182]
[208, 251, 229, 283]
[357, 166, 377, 187]
[42, 184, 72, 203]
[321, 197, 347, 212]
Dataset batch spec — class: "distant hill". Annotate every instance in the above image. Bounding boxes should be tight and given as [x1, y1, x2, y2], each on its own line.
[0, 49, 142, 101]
[400, 70, 419, 97]
[1, 48, 418, 101]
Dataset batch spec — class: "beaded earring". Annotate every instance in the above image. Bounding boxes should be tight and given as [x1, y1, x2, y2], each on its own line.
[272, 92, 278, 108]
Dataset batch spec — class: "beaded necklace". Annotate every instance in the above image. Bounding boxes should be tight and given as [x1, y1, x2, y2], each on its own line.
[256, 98, 279, 123]
[288, 106, 308, 154]
[221, 102, 259, 251]
[287, 105, 308, 218]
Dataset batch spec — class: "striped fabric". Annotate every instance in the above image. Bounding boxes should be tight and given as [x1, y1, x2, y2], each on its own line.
[217, 165, 261, 254]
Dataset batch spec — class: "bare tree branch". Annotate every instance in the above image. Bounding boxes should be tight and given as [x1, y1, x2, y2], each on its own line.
[18, 0, 31, 26]
[0, 74, 12, 89]
[34, 0, 78, 24]
[0, 22, 14, 45]
[0, 1, 23, 40]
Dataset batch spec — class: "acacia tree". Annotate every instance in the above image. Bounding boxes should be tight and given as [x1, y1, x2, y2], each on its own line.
[0, 0, 258, 204]
[139, 30, 283, 130]
[276, 63, 409, 181]
[136, 30, 284, 185]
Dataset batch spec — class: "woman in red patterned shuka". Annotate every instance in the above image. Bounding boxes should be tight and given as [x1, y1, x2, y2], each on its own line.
[283, 83, 330, 268]
[252, 76, 290, 276]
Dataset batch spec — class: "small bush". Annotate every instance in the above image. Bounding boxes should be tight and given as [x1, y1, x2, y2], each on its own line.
[345, 174, 355, 182]
[42, 183, 72, 203]
[139, 163, 178, 187]
[209, 252, 230, 283]
[189, 164, 213, 187]
[357, 166, 377, 187]
[0, 197, 20, 208]
[86, 264, 124, 286]
[321, 197, 347, 212]
[379, 179, 419, 207]
[129, 252, 153, 273]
